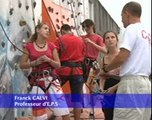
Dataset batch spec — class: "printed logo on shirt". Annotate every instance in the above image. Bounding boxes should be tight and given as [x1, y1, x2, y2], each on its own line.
[141, 30, 151, 45]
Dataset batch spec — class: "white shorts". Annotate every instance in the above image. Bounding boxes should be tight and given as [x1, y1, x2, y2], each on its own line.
[113, 76, 151, 120]
[30, 76, 69, 116]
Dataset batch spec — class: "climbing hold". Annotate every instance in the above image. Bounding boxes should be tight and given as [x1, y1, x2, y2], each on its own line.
[56, 24, 60, 30]
[48, 6, 54, 13]
[62, 15, 65, 19]
[66, 18, 69, 22]
[26, 5, 29, 10]
[1, 41, 5, 48]
[18, 0, 22, 8]
[33, 1, 36, 8]
[56, 19, 59, 23]
[78, 2, 83, 7]
[9, 8, 14, 15]
[6, 20, 11, 26]
[78, 12, 81, 16]
[33, 17, 35, 21]
[18, 1, 22, 8]
[73, 2, 75, 7]
[71, 14, 74, 18]
[67, 1, 71, 5]
[55, 12, 59, 15]
[61, 21, 64, 25]
[19, 19, 27, 26]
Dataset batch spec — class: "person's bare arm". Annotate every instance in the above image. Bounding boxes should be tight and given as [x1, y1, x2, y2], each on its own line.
[102, 48, 130, 72]
[48, 48, 61, 68]
[20, 48, 31, 69]
[84, 38, 107, 54]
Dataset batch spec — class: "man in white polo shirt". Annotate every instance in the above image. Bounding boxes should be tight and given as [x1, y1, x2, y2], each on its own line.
[100, 1, 151, 120]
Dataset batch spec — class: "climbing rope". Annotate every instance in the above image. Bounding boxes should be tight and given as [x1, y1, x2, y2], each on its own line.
[0, 22, 28, 55]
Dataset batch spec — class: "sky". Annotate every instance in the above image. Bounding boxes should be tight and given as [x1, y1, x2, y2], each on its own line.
[99, 0, 151, 31]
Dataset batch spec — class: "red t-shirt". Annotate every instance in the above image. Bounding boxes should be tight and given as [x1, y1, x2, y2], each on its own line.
[24, 42, 56, 72]
[55, 34, 85, 76]
[81, 34, 104, 60]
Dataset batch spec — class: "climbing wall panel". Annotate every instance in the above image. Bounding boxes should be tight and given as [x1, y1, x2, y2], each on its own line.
[0, 0, 41, 119]
[42, 0, 88, 36]
[42, 0, 74, 33]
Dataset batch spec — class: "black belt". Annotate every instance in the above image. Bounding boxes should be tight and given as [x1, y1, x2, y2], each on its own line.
[30, 69, 52, 77]
[61, 61, 82, 67]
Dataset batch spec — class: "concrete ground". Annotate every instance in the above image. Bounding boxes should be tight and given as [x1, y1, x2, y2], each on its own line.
[51, 108, 105, 120]
[16, 108, 105, 120]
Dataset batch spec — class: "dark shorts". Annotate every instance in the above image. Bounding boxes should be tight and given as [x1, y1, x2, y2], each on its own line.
[102, 78, 120, 120]
[69, 75, 83, 94]
[69, 75, 84, 103]
[59, 75, 84, 103]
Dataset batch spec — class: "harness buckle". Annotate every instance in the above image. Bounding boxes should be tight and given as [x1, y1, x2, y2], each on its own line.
[42, 70, 50, 76]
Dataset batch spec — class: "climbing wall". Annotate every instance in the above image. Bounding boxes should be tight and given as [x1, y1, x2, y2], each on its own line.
[0, 0, 41, 119]
[42, 0, 89, 39]
[0, 0, 91, 119]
